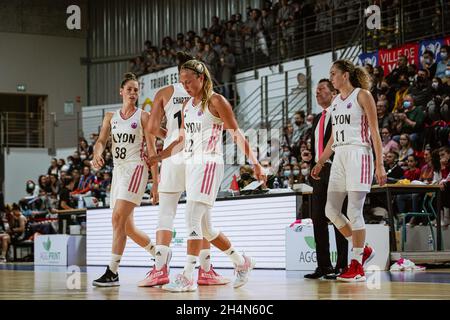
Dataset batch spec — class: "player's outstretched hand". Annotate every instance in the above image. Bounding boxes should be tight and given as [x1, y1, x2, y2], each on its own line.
[151, 183, 159, 205]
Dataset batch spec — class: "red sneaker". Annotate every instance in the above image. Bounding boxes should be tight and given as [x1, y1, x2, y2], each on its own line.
[137, 264, 169, 287]
[362, 245, 375, 267]
[336, 260, 366, 282]
[197, 265, 230, 285]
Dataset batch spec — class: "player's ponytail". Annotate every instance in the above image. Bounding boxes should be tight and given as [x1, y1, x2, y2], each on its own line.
[121, 72, 138, 88]
[333, 59, 371, 90]
[181, 60, 213, 112]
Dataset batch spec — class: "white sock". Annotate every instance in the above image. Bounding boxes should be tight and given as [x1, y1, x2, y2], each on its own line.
[143, 241, 156, 257]
[109, 254, 122, 274]
[224, 247, 245, 266]
[199, 249, 211, 272]
[352, 247, 364, 264]
[155, 245, 170, 270]
[183, 255, 197, 280]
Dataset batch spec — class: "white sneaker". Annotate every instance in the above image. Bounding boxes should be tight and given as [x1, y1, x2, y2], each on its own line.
[0, 257, 6, 264]
[233, 255, 256, 288]
[162, 273, 197, 292]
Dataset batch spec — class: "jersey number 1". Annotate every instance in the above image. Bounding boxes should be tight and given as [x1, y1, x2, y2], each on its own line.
[335, 130, 345, 143]
[174, 111, 182, 129]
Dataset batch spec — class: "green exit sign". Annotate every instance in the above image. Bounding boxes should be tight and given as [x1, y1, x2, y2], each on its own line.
[17, 84, 26, 92]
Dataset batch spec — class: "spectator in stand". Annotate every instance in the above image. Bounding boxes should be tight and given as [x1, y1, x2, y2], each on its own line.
[280, 163, 293, 188]
[436, 45, 450, 80]
[408, 69, 433, 110]
[174, 34, 185, 53]
[394, 95, 425, 148]
[38, 175, 52, 195]
[49, 174, 61, 196]
[159, 48, 175, 69]
[192, 39, 205, 60]
[282, 123, 294, 149]
[72, 151, 82, 170]
[58, 176, 77, 210]
[300, 161, 312, 185]
[47, 158, 60, 176]
[162, 36, 174, 51]
[79, 138, 90, 155]
[386, 54, 409, 86]
[57, 159, 66, 171]
[71, 169, 81, 193]
[393, 73, 410, 111]
[421, 50, 437, 79]
[141, 40, 153, 58]
[200, 27, 210, 44]
[396, 154, 422, 220]
[420, 148, 435, 184]
[219, 44, 236, 101]
[209, 16, 224, 37]
[439, 146, 450, 181]
[277, 0, 295, 56]
[201, 42, 219, 81]
[103, 151, 114, 173]
[237, 165, 257, 190]
[183, 40, 194, 57]
[306, 114, 314, 127]
[212, 35, 223, 55]
[260, 7, 275, 49]
[292, 111, 309, 145]
[73, 166, 95, 195]
[377, 99, 395, 131]
[381, 127, 399, 157]
[62, 156, 73, 173]
[129, 58, 141, 75]
[397, 134, 415, 170]
[384, 151, 404, 183]
[407, 64, 418, 84]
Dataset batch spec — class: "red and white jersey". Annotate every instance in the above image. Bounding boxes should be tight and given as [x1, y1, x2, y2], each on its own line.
[110, 108, 145, 166]
[163, 83, 191, 149]
[183, 97, 224, 160]
[330, 88, 371, 150]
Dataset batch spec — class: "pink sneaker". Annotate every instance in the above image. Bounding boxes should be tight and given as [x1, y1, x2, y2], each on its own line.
[197, 265, 230, 285]
[137, 264, 169, 287]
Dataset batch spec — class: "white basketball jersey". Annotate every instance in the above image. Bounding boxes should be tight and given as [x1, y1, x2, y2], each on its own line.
[330, 88, 371, 149]
[110, 108, 145, 165]
[184, 97, 224, 159]
[163, 83, 191, 148]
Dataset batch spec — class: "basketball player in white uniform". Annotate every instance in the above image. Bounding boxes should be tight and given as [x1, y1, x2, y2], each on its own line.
[138, 52, 229, 287]
[92, 73, 159, 287]
[311, 60, 387, 282]
[149, 60, 265, 292]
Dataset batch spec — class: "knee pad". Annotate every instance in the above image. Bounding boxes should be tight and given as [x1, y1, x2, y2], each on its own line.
[156, 192, 182, 232]
[325, 192, 349, 229]
[347, 192, 367, 231]
[201, 209, 220, 242]
[185, 200, 209, 240]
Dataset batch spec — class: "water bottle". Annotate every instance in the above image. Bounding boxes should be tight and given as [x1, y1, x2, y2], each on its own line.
[428, 234, 434, 251]
[273, 177, 280, 189]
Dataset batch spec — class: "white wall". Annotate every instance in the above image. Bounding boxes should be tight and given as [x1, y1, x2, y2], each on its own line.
[3, 147, 80, 204]
[0, 32, 87, 148]
[4, 148, 52, 203]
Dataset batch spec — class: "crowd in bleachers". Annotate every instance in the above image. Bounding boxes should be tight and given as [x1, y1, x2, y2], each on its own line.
[238, 48, 450, 226]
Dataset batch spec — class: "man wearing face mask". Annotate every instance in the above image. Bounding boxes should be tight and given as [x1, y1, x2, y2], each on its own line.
[395, 95, 425, 147]
[407, 69, 432, 109]
[292, 111, 309, 145]
[436, 46, 450, 81]
[421, 50, 437, 79]
[305, 79, 348, 280]
[238, 165, 258, 190]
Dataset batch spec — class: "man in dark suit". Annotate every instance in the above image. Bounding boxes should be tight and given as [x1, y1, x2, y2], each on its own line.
[304, 79, 348, 279]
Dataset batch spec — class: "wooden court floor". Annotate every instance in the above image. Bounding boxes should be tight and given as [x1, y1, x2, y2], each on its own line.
[1, 264, 450, 300]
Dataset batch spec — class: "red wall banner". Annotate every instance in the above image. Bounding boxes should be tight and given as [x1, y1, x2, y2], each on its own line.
[378, 43, 420, 76]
